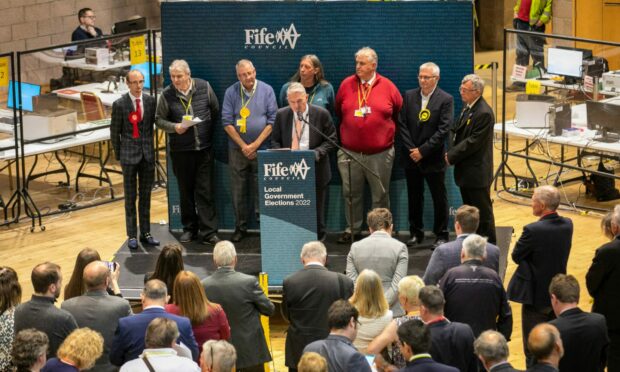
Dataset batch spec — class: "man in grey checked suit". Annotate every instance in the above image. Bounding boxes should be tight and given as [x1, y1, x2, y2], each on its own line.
[61, 261, 132, 372]
[346, 208, 409, 316]
[111, 69, 159, 249]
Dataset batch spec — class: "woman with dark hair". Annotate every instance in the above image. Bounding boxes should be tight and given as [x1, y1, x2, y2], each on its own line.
[279, 54, 335, 115]
[145, 243, 184, 302]
[0, 266, 22, 370]
[165, 271, 230, 352]
[64, 248, 121, 300]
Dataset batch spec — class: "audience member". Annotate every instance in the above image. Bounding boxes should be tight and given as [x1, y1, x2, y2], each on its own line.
[202, 241, 275, 371]
[71, 8, 102, 41]
[587, 204, 620, 371]
[297, 352, 327, 372]
[526, 323, 563, 372]
[166, 271, 230, 353]
[282, 241, 353, 370]
[346, 208, 408, 316]
[474, 330, 521, 372]
[440, 234, 512, 339]
[61, 261, 132, 372]
[304, 300, 371, 372]
[0, 266, 21, 371]
[279, 54, 335, 115]
[42, 328, 103, 372]
[145, 243, 184, 302]
[14, 262, 77, 359]
[397, 319, 458, 372]
[11, 329, 48, 372]
[549, 274, 608, 372]
[64, 248, 122, 300]
[423, 205, 500, 285]
[201, 340, 237, 372]
[349, 269, 392, 353]
[110, 279, 198, 366]
[507, 185, 572, 367]
[601, 211, 614, 240]
[120, 318, 201, 372]
[367, 275, 425, 371]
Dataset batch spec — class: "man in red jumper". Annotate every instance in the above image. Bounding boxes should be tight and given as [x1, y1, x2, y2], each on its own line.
[335, 47, 403, 244]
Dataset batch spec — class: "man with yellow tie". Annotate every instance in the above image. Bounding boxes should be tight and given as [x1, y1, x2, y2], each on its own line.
[271, 82, 337, 241]
[222, 59, 278, 242]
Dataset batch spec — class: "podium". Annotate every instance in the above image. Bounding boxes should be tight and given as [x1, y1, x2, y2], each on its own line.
[258, 150, 317, 285]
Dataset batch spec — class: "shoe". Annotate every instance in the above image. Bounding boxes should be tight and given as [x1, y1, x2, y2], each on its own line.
[432, 238, 448, 250]
[179, 231, 196, 243]
[505, 83, 525, 92]
[140, 233, 160, 246]
[337, 232, 352, 244]
[127, 238, 138, 250]
[406, 234, 425, 247]
[202, 234, 221, 246]
[231, 229, 246, 243]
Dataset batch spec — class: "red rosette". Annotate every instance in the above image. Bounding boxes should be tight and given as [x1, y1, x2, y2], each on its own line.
[128, 111, 140, 138]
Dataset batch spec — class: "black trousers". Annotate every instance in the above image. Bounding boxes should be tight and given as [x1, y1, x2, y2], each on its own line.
[122, 159, 155, 238]
[514, 18, 546, 67]
[459, 186, 497, 244]
[170, 148, 218, 238]
[405, 167, 448, 240]
[522, 305, 555, 368]
[609, 330, 620, 372]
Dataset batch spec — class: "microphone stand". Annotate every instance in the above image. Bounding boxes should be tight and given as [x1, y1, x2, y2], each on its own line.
[297, 112, 386, 244]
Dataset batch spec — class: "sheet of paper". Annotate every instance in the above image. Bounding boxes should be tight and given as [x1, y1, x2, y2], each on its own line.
[181, 116, 202, 129]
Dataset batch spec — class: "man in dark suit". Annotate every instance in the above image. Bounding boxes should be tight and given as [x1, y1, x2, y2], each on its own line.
[202, 241, 275, 372]
[111, 69, 159, 249]
[272, 82, 337, 241]
[508, 185, 573, 367]
[587, 204, 620, 371]
[474, 330, 522, 371]
[109, 279, 198, 366]
[282, 241, 354, 371]
[526, 323, 563, 372]
[446, 74, 496, 244]
[396, 319, 458, 372]
[398, 62, 453, 248]
[549, 274, 608, 372]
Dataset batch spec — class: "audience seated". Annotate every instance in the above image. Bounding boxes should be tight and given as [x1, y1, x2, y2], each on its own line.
[14, 262, 77, 359]
[303, 300, 371, 372]
[440, 234, 512, 339]
[64, 248, 122, 300]
[110, 279, 199, 366]
[202, 241, 275, 372]
[346, 208, 409, 316]
[297, 352, 327, 372]
[349, 269, 392, 353]
[397, 319, 458, 372]
[0, 266, 22, 371]
[474, 330, 522, 372]
[42, 328, 103, 372]
[424, 205, 500, 285]
[526, 323, 563, 372]
[120, 318, 201, 372]
[165, 271, 230, 353]
[60, 261, 132, 372]
[11, 329, 48, 372]
[145, 244, 185, 303]
[367, 275, 425, 371]
[201, 340, 237, 372]
[548, 274, 608, 372]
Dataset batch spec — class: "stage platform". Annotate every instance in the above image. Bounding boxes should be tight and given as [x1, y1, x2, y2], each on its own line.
[115, 224, 513, 299]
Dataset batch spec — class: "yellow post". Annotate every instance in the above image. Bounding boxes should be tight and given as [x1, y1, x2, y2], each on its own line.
[259, 272, 271, 372]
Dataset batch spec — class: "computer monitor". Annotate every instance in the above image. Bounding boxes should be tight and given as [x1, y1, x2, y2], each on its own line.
[7, 81, 41, 112]
[586, 100, 620, 142]
[130, 62, 162, 90]
[113, 17, 147, 34]
[547, 47, 584, 79]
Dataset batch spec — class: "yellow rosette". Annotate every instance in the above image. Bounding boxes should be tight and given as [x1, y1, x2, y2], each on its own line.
[418, 108, 431, 122]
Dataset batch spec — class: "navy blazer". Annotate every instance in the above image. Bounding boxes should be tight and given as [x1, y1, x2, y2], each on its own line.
[110, 93, 157, 166]
[109, 307, 198, 366]
[587, 236, 620, 331]
[399, 355, 459, 372]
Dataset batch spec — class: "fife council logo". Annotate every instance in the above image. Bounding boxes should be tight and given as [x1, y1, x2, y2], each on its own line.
[244, 23, 301, 50]
[263, 159, 310, 180]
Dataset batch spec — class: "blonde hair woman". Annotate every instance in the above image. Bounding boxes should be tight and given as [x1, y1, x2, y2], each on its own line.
[43, 328, 103, 371]
[349, 269, 392, 353]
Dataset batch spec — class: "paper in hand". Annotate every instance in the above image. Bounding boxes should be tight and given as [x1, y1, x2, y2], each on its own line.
[181, 116, 202, 129]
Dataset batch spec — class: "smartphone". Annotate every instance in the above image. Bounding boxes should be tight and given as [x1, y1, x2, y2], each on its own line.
[104, 261, 116, 271]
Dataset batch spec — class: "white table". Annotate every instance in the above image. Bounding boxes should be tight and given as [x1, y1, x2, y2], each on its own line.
[62, 57, 131, 72]
[52, 83, 127, 107]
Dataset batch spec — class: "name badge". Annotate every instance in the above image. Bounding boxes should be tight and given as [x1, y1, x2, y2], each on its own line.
[363, 106, 372, 114]
[354, 109, 364, 117]
[236, 118, 247, 133]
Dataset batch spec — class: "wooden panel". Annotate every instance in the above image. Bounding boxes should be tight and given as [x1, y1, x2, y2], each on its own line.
[575, 0, 603, 40]
[603, 3, 620, 70]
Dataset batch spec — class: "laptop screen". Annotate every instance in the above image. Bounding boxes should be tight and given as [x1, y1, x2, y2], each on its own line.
[7, 80, 41, 112]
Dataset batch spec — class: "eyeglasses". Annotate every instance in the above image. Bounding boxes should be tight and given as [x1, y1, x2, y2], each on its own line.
[459, 86, 477, 93]
[418, 75, 437, 81]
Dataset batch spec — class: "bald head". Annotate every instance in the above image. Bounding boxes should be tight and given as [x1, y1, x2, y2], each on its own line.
[527, 323, 563, 364]
[83, 261, 110, 291]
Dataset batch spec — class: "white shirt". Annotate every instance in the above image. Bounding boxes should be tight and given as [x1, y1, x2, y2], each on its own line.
[420, 85, 437, 110]
[129, 92, 143, 118]
[119, 348, 200, 372]
[292, 105, 310, 150]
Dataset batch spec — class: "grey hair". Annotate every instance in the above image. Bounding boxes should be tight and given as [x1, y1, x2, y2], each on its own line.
[397, 275, 425, 304]
[287, 82, 306, 97]
[169, 59, 191, 75]
[300, 241, 327, 261]
[355, 47, 378, 65]
[613, 205, 620, 230]
[236, 59, 255, 71]
[462, 74, 485, 93]
[534, 185, 560, 211]
[213, 241, 237, 267]
[474, 330, 509, 365]
[143, 279, 167, 300]
[420, 62, 440, 77]
[462, 234, 487, 260]
[202, 340, 237, 372]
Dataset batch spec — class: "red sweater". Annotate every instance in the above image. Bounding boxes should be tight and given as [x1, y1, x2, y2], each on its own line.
[165, 303, 231, 353]
[336, 73, 403, 154]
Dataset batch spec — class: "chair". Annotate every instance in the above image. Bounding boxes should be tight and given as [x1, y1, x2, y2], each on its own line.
[80, 91, 105, 121]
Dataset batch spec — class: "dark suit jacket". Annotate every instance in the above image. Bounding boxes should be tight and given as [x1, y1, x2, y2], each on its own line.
[271, 104, 337, 187]
[110, 93, 156, 165]
[397, 86, 453, 173]
[427, 319, 478, 372]
[304, 334, 371, 372]
[202, 267, 275, 369]
[489, 362, 522, 371]
[447, 96, 495, 188]
[109, 307, 198, 366]
[549, 307, 608, 372]
[587, 236, 620, 331]
[526, 363, 558, 371]
[510, 213, 573, 309]
[399, 356, 459, 372]
[282, 264, 354, 368]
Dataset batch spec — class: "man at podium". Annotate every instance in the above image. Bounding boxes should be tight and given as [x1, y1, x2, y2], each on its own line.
[271, 82, 337, 241]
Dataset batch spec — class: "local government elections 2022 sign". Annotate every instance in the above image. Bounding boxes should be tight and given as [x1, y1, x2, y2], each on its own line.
[258, 150, 317, 285]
